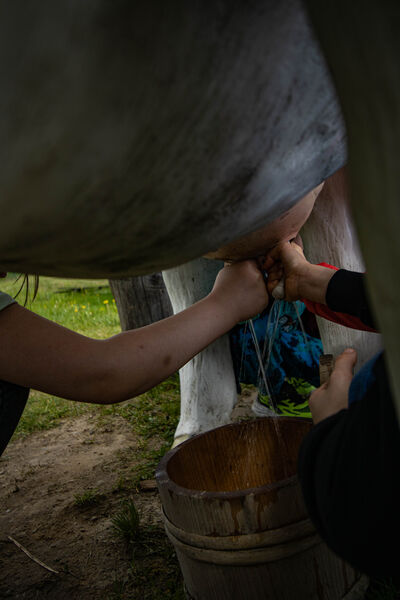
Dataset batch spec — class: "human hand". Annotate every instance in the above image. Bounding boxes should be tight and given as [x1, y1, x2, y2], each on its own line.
[309, 348, 357, 424]
[211, 260, 269, 323]
[263, 241, 335, 304]
[263, 241, 311, 301]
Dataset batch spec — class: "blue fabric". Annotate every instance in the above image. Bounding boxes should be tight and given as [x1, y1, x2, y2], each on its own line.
[348, 352, 382, 406]
[229, 300, 323, 399]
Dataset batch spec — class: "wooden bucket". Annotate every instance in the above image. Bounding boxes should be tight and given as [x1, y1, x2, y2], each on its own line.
[156, 417, 368, 600]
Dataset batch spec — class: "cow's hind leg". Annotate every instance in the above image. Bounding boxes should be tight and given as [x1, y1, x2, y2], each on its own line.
[162, 258, 237, 445]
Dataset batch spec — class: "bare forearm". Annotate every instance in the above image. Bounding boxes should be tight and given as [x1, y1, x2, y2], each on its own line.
[0, 260, 268, 404]
[98, 294, 238, 401]
[0, 295, 238, 404]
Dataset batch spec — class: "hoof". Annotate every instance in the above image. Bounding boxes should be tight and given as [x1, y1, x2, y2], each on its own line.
[171, 434, 192, 448]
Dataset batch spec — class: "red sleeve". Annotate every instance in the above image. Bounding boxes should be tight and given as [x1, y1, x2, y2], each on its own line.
[302, 263, 378, 333]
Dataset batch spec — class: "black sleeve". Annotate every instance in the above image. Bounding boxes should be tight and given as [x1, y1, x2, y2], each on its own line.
[298, 355, 400, 578]
[325, 269, 376, 330]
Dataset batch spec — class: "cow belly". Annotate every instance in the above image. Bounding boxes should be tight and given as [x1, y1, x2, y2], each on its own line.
[0, 1, 345, 278]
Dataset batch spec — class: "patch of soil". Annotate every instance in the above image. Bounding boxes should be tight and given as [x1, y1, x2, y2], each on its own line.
[0, 390, 258, 600]
[0, 414, 164, 599]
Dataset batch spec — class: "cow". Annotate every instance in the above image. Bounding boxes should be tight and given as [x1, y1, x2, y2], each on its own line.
[0, 0, 398, 435]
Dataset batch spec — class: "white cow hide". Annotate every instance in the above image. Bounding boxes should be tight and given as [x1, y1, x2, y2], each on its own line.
[301, 169, 382, 370]
[162, 259, 236, 443]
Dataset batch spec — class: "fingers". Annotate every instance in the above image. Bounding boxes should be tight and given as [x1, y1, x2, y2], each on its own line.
[223, 258, 257, 272]
[239, 258, 264, 279]
[261, 242, 287, 271]
[308, 348, 357, 424]
[280, 241, 305, 262]
[267, 264, 283, 282]
[222, 258, 267, 291]
[263, 240, 304, 270]
[268, 242, 289, 262]
[291, 242, 305, 256]
[330, 348, 357, 389]
[334, 347, 358, 370]
[266, 264, 283, 295]
[260, 254, 275, 272]
[268, 261, 283, 277]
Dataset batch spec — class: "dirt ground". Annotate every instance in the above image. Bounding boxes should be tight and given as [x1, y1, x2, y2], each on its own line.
[0, 413, 169, 599]
[0, 391, 257, 600]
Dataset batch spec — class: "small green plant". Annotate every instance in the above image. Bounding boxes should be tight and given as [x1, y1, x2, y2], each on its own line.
[111, 498, 140, 543]
[74, 488, 104, 507]
[112, 476, 133, 493]
[128, 443, 170, 490]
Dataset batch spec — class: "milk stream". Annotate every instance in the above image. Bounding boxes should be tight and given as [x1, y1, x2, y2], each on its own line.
[293, 301, 310, 349]
[262, 300, 282, 380]
[248, 319, 276, 411]
[241, 299, 313, 480]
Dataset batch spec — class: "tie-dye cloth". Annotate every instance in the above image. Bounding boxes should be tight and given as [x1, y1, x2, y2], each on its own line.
[229, 300, 323, 418]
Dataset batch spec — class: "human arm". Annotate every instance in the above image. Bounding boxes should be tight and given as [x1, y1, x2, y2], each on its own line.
[298, 353, 400, 578]
[267, 245, 400, 577]
[324, 269, 376, 329]
[265, 241, 377, 331]
[264, 241, 336, 303]
[308, 348, 357, 424]
[0, 260, 268, 404]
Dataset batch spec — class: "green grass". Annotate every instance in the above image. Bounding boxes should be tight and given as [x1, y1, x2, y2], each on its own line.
[111, 498, 140, 542]
[74, 487, 105, 507]
[101, 375, 180, 492]
[15, 390, 93, 436]
[101, 377, 181, 442]
[1, 273, 119, 337]
[103, 375, 181, 490]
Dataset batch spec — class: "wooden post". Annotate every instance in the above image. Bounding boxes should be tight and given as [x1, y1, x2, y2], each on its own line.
[109, 273, 172, 331]
[319, 354, 334, 385]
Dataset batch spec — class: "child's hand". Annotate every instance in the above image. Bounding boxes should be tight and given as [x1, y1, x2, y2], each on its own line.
[309, 349, 357, 423]
[263, 241, 311, 301]
[263, 241, 335, 304]
[211, 260, 268, 323]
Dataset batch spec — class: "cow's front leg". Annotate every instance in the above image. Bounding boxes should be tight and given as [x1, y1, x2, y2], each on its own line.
[301, 168, 382, 369]
[162, 258, 237, 445]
